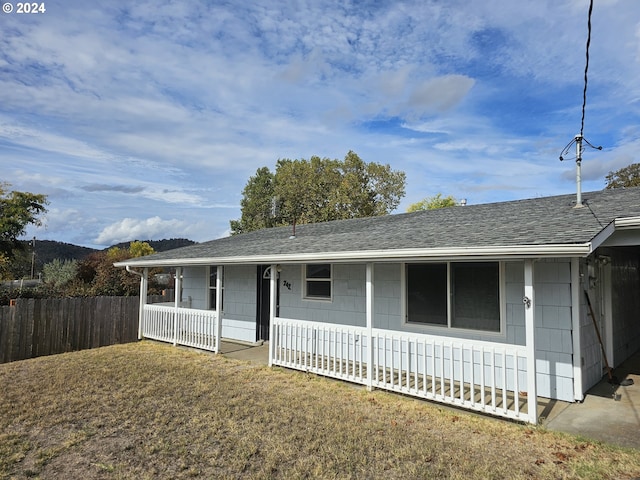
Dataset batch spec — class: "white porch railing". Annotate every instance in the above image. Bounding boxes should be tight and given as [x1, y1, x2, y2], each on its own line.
[143, 304, 219, 352]
[272, 317, 531, 423]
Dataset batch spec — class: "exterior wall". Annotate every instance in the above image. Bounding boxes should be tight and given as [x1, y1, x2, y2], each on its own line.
[506, 260, 575, 401]
[278, 264, 366, 326]
[372, 264, 402, 330]
[533, 259, 574, 401]
[221, 265, 258, 343]
[372, 260, 575, 401]
[181, 265, 257, 343]
[184, 258, 578, 401]
[181, 266, 207, 309]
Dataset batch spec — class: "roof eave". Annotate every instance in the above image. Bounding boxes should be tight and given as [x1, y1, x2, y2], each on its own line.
[114, 243, 593, 268]
[590, 215, 640, 250]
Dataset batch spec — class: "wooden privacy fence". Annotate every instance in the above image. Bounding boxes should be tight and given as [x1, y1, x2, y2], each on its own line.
[0, 296, 161, 364]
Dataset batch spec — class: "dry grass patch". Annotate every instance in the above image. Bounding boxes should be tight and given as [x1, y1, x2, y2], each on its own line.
[1, 341, 639, 479]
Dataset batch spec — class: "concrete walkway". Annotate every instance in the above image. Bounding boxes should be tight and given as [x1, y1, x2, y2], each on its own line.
[217, 340, 640, 449]
[544, 350, 640, 449]
[218, 340, 269, 364]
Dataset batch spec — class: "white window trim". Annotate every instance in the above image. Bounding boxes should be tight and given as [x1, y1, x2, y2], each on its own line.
[401, 261, 506, 339]
[207, 265, 223, 310]
[302, 264, 333, 302]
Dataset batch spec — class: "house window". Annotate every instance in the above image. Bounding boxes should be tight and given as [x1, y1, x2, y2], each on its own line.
[208, 266, 223, 310]
[304, 264, 332, 300]
[406, 262, 501, 332]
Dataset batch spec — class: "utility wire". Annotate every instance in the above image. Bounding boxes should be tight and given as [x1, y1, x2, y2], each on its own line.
[580, 0, 594, 136]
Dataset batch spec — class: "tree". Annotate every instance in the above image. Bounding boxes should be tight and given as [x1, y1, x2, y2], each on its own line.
[0, 183, 48, 279]
[230, 151, 406, 234]
[229, 167, 276, 235]
[75, 241, 158, 296]
[128, 240, 155, 258]
[42, 259, 78, 289]
[407, 193, 458, 212]
[605, 163, 640, 189]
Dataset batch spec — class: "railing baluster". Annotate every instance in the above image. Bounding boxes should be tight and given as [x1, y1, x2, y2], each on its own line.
[480, 346, 486, 408]
[405, 338, 410, 390]
[501, 348, 507, 415]
[513, 350, 520, 416]
[414, 338, 419, 394]
[469, 347, 476, 407]
[459, 345, 464, 403]
[491, 347, 496, 410]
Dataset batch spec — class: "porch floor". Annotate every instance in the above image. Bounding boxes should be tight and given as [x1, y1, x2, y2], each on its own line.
[216, 341, 640, 449]
[544, 348, 640, 449]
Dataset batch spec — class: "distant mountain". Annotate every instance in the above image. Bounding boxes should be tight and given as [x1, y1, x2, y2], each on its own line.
[110, 238, 197, 253]
[23, 238, 196, 271]
[26, 240, 97, 271]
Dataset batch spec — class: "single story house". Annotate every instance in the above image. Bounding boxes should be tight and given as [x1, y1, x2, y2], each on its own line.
[115, 187, 640, 424]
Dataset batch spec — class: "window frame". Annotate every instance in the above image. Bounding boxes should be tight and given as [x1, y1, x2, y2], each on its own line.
[403, 261, 505, 337]
[302, 263, 333, 301]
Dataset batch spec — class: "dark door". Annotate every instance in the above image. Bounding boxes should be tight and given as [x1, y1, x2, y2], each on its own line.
[257, 265, 278, 341]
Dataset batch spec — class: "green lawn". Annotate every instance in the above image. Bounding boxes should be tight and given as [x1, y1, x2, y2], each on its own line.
[1, 341, 639, 479]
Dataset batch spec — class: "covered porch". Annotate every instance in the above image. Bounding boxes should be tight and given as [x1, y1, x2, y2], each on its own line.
[137, 260, 541, 424]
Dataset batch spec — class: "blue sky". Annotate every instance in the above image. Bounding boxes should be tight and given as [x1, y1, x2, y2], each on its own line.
[2, 0, 639, 249]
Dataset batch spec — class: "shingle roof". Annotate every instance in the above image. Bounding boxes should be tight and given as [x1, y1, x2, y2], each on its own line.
[117, 187, 640, 266]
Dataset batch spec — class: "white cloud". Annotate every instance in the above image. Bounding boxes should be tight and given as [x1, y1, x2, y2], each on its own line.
[94, 217, 192, 245]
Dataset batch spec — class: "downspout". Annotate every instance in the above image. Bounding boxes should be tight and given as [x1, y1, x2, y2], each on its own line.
[126, 266, 148, 340]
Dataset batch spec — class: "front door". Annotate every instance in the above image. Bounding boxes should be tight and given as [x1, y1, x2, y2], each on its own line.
[257, 265, 279, 341]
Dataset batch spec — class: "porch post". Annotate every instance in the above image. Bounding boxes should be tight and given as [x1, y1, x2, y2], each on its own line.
[215, 265, 223, 353]
[268, 263, 277, 367]
[366, 263, 374, 391]
[138, 267, 148, 340]
[571, 258, 583, 401]
[173, 267, 182, 346]
[524, 259, 537, 424]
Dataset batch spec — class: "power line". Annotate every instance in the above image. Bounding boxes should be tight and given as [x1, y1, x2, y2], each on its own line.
[580, 0, 594, 136]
